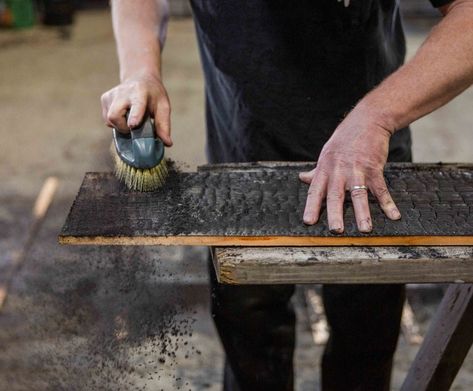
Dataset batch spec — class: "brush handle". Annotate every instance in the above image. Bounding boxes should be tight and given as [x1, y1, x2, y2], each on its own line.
[113, 116, 164, 169]
[130, 118, 159, 168]
[130, 116, 155, 139]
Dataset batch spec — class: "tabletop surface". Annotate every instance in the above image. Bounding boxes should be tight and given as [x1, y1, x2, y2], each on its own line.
[59, 162, 473, 246]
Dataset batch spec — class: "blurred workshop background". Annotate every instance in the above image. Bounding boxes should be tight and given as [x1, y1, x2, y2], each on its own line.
[0, 1, 472, 390]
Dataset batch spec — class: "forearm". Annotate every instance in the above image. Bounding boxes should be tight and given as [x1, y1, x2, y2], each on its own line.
[111, 0, 169, 82]
[359, 0, 473, 131]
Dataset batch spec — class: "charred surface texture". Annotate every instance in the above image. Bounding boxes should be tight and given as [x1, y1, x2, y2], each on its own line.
[60, 163, 473, 245]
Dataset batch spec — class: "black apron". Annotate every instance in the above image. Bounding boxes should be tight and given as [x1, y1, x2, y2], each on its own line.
[190, 0, 432, 163]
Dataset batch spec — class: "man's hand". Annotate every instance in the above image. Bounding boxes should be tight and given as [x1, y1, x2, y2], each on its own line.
[300, 0, 473, 233]
[100, 73, 172, 146]
[300, 107, 401, 233]
[103, 0, 171, 143]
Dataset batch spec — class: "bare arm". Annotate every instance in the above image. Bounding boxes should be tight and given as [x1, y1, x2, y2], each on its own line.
[362, 0, 473, 131]
[101, 0, 172, 146]
[302, 0, 473, 233]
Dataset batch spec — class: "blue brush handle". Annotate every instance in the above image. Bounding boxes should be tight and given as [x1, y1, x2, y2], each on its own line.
[113, 117, 165, 169]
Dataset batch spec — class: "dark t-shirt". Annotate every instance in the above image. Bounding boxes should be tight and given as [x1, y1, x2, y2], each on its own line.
[190, 0, 451, 164]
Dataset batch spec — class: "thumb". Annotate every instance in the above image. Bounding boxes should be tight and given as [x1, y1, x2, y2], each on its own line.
[299, 169, 315, 184]
[154, 98, 172, 147]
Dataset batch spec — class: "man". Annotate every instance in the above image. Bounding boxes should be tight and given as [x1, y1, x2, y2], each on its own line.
[101, 0, 473, 389]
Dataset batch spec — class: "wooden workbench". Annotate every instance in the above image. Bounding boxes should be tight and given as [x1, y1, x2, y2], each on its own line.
[60, 161, 473, 391]
[211, 244, 473, 391]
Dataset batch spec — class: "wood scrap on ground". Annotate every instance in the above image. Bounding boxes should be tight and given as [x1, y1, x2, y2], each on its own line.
[0, 177, 59, 311]
[401, 299, 424, 345]
[304, 288, 329, 346]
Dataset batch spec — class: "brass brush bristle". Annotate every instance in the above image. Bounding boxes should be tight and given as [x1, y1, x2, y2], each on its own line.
[110, 142, 168, 192]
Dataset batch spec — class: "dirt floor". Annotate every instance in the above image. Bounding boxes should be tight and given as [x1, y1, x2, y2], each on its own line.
[0, 9, 473, 391]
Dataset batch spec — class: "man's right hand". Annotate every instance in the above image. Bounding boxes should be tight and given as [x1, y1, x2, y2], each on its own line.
[100, 73, 173, 146]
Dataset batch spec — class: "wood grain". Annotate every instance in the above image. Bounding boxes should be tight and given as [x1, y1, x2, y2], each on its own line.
[213, 246, 473, 284]
[401, 284, 473, 391]
[59, 163, 473, 246]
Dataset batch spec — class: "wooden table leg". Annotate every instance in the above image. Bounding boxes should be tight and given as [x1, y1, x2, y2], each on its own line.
[401, 284, 473, 391]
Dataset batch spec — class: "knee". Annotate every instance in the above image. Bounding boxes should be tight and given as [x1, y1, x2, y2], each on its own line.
[210, 285, 295, 328]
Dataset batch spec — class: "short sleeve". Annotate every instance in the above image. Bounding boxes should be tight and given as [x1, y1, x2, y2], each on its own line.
[429, 0, 454, 7]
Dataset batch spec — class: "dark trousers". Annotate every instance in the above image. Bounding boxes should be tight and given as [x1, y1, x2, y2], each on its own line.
[209, 138, 411, 390]
[210, 259, 405, 391]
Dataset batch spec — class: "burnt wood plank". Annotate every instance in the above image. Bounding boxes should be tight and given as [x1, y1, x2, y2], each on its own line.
[401, 284, 473, 391]
[213, 246, 473, 284]
[59, 163, 473, 246]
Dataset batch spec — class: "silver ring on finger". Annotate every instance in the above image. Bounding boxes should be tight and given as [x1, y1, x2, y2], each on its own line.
[350, 185, 368, 193]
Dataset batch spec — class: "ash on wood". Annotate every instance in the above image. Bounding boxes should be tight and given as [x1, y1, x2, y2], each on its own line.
[59, 163, 473, 246]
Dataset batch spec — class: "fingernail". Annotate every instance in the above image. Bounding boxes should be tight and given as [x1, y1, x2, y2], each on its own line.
[128, 118, 138, 128]
[360, 220, 372, 232]
[329, 225, 343, 234]
[303, 214, 313, 225]
[299, 172, 309, 182]
[391, 208, 401, 220]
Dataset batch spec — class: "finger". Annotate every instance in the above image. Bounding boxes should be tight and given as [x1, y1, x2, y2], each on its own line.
[349, 178, 372, 233]
[102, 105, 111, 127]
[107, 98, 131, 132]
[299, 168, 316, 184]
[154, 97, 172, 146]
[303, 171, 328, 225]
[326, 176, 346, 234]
[101, 92, 113, 126]
[369, 174, 401, 220]
[127, 93, 147, 129]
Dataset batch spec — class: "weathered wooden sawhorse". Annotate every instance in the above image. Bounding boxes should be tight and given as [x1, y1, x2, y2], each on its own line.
[213, 246, 473, 391]
[60, 162, 473, 391]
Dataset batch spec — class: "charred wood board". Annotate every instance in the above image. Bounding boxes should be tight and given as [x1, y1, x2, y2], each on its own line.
[212, 246, 473, 284]
[59, 162, 473, 246]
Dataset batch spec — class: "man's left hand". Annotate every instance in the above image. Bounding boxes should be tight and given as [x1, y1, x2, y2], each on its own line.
[300, 106, 402, 233]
